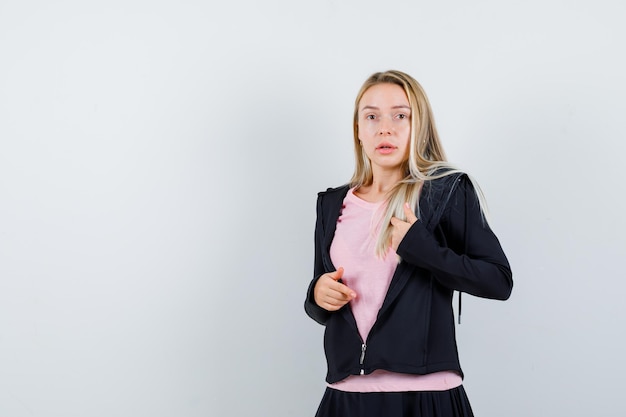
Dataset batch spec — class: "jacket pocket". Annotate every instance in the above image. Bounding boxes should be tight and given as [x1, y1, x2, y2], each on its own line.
[364, 270, 433, 372]
[323, 310, 363, 382]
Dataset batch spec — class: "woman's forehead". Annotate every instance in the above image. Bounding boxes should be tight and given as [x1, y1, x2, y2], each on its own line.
[359, 83, 410, 109]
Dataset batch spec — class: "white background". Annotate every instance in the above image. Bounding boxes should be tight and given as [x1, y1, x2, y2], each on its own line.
[1, 1, 625, 416]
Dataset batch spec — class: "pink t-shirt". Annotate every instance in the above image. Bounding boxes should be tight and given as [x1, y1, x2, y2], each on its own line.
[327, 187, 462, 392]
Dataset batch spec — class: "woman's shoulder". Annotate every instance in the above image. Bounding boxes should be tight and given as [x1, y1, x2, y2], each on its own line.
[317, 184, 350, 196]
[424, 169, 467, 194]
[316, 184, 350, 213]
[419, 170, 474, 224]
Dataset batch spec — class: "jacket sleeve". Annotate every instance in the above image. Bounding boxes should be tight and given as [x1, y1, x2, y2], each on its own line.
[396, 176, 513, 300]
[304, 193, 333, 325]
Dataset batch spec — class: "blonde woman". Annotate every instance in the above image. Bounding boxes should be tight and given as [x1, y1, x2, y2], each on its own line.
[305, 70, 513, 417]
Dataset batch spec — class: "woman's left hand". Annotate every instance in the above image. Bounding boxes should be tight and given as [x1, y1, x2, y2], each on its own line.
[390, 203, 418, 251]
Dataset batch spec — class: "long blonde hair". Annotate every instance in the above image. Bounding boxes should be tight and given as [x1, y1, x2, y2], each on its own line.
[350, 70, 485, 258]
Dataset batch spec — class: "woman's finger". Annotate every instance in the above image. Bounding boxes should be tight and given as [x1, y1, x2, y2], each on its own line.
[403, 202, 418, 224]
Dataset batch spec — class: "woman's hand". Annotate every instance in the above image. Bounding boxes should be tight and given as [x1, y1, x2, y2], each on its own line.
[313, 267, 356, 311]
[390, 203, 418, 251]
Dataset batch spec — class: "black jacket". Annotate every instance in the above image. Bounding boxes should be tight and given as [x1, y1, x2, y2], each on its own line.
[304, 173, 513, 384]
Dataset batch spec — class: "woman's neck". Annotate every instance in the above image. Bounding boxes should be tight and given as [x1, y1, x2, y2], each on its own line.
[355, 170, 403, 203]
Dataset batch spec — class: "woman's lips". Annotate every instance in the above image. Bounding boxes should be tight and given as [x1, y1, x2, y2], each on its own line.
[376, 142, 396, 154]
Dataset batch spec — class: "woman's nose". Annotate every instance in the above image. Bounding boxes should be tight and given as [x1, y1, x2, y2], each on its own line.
[378, 119, 392, 135]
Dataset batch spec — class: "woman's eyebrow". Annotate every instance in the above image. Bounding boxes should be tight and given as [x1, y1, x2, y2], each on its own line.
[360, 105, 411, 111]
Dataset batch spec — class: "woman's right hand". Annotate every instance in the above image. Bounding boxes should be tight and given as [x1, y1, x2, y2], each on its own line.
[313, 267, 357, 311]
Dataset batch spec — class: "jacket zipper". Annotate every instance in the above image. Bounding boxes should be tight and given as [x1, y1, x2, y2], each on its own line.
[359, 343, 367, 375]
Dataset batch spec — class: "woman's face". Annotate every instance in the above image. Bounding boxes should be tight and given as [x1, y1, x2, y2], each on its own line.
[357, 83, 412, 175]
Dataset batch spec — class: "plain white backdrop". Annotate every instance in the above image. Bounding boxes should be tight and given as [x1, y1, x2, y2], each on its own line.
[1, 1, 625, 416]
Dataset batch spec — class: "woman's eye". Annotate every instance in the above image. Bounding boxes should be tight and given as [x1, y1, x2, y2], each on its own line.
[397, 114, 408, 120]
[366, 114, 376, 120]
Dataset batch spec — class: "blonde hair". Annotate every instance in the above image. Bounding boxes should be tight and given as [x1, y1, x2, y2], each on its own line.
[350, 70, 486, 258]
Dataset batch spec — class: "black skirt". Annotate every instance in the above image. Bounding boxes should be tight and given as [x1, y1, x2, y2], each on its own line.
[314, 386, 474, 417]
